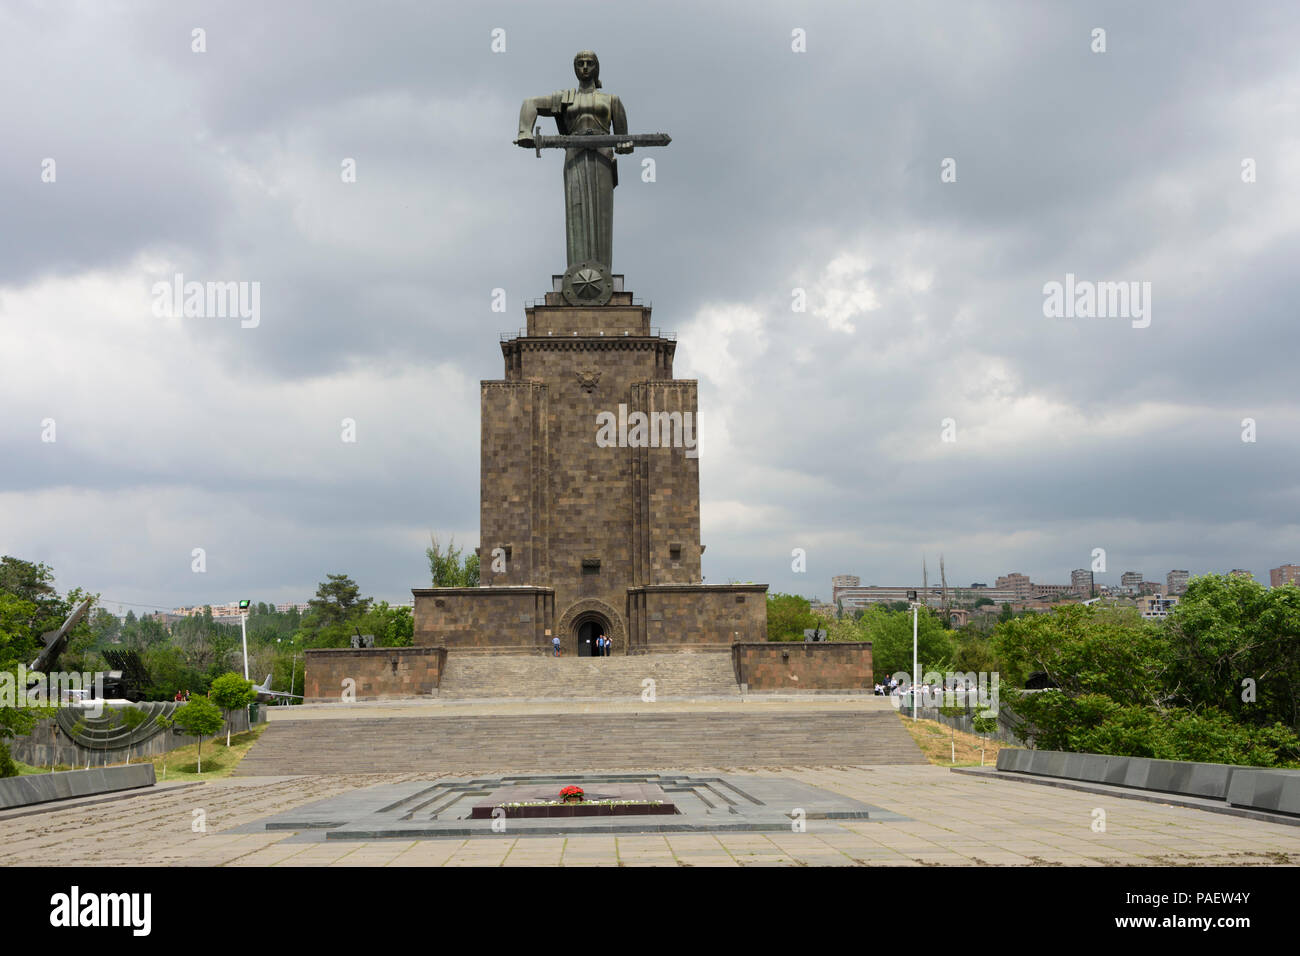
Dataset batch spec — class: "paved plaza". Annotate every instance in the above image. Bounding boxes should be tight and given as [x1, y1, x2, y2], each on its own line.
[5, 698, 1296, 867]
[3, 762, 1298, 867]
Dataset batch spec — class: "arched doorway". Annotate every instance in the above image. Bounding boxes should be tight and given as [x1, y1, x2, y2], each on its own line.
[574, 613, 612, 656]
[557, 599, 624, 656]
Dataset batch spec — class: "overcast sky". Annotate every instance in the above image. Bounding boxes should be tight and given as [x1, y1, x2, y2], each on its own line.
[2, 0, 1297, 612]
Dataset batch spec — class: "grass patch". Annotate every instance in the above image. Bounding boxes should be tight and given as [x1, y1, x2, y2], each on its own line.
[897, 713, 1016, 768]
[14, 761, 75, 775]
[153, 724, 269, 781]
[6, 724, 269, 780]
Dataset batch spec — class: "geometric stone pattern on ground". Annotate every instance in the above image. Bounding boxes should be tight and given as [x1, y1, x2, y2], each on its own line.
[232, 710, 928, 776]
[437, 650, 740, 699]
[229, 772, 909, 838]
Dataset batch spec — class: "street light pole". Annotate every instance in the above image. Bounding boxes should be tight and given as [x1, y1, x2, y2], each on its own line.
[906, 589, 919, 721]
[912, 602, 918, 721]
[238, 599, 251, 680]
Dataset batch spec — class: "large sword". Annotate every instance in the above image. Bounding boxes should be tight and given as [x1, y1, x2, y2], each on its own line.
[522, 126, 672, 158]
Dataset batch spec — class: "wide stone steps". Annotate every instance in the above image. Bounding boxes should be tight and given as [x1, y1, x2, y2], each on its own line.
[438, 651, 740, 699]
[233, 711, 927, 775]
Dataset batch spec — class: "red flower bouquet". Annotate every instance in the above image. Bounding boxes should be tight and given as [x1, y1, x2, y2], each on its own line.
[559, 785, 585, 804]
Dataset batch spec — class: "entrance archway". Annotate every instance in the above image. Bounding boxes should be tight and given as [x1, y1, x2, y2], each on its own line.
[576, 618, 608, 657]
[557, 599, 624, 656]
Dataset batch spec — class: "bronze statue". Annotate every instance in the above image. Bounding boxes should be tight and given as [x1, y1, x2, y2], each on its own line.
[515, 51, 670, 294]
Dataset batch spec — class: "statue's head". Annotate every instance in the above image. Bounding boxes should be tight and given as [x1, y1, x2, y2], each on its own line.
[573, 50, 601, 88]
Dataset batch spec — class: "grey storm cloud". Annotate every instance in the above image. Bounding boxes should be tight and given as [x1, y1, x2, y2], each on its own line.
[1, 0, 1297, 610]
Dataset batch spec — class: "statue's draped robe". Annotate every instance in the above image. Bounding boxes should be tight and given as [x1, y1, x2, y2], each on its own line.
[545, 89, 622, 269]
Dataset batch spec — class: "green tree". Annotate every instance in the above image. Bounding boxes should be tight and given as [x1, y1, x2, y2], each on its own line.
[307, 574, 372, 629]
[765, 593, 818, 641]
[426, 535, 479, 587]
[860, 605, 954, 679]
[0, 560, 82, 764]
[824, 614, 866, 643]
[1164, 574, 1300, 728]
[360, 602, 414, 647]
[141, 646, 209, 701]
[164, 695, 224, 773]
[208, 672, 257, 747]
[992, 604, 1169, 707]
[88, 607, 122, 648]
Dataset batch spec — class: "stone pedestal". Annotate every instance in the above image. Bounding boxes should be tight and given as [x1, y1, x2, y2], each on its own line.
[414, 277, 766, 655]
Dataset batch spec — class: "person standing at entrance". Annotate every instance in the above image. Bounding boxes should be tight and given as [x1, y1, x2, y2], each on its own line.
[552, 634, 561, 657]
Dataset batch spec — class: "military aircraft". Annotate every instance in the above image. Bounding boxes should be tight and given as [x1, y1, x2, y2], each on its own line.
[252, 674, 303, 704]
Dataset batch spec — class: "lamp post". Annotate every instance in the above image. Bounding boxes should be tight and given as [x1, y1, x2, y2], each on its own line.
[238, 599, 251, 680]
[907, 590, 918, 721]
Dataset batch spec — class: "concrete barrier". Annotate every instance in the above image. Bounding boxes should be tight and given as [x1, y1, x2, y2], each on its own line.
[0, 763, 156, 810]
[996, 749, 1243, 801]
[1226, 768, 1300, 815]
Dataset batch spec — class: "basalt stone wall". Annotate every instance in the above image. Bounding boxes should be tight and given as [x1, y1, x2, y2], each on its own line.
[303, 646, 446, 701]
[627, 584, 768, 652]
[996, 748, 1300, 810]
[0, 764, 156, 810]
[412, 587, 555, 652]
[732, 642, 874, 691]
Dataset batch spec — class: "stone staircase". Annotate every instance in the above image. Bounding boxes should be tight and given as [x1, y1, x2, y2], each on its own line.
[233, 711, 928, 775]
[437, 651, 741, 699]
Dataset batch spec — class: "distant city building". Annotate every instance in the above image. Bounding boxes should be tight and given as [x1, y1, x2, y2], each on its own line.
[1032, 584, 1072, 601]
[1269, 565, 1300, 588]
[172, 601, 310, 619]
[1228, 569, 1253, 580]
[1166, 570, 1190, 595]
[1140, 581, 1163, 596]
[831, 575, 860, 591]
[1137, 594, 1179, 619]
[1119, 571, 1143, 594]
[995, 573, 1032, 603]
[1071, 569, 1095, 598]
[832, 582, 1021, 611]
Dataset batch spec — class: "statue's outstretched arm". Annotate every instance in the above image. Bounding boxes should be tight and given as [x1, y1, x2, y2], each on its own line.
[515, 95, 556, 147]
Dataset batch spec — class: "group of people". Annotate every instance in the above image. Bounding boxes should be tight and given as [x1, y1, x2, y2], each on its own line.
[549, 634, 613, 656]
[874, 676, 903, 696]
[172, 689, 192, 702]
